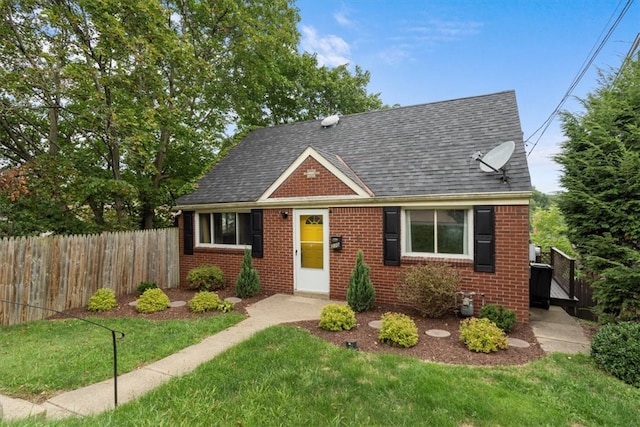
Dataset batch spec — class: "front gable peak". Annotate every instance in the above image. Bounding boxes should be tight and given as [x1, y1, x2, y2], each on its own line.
[259, 146, 373, 201]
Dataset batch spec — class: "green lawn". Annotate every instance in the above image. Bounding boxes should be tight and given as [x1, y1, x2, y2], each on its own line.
[0, 314, 244, 400]
[3, 325, 639, 427]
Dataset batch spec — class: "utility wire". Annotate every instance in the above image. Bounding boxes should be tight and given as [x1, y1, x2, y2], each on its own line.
[526, 0, 635, 156]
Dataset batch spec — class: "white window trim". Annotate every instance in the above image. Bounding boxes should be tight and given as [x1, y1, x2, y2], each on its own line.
[195, 212, 252, 249]
[401, 208, 474, 260]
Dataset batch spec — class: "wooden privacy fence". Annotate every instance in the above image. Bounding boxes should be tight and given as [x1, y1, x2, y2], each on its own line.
[0, 228, 179, 326]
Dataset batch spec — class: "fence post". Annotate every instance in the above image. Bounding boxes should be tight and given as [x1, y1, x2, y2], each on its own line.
[569, 258, 575, 300]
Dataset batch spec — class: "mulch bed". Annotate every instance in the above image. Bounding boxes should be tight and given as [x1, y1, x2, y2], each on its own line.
[49, 288, 546, 366]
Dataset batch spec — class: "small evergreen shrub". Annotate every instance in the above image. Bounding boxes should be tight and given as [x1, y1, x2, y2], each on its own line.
[136, 281, 158, 296]
[188, 291, 221, 313]
[396, 262, 460, 318]
[378, 312, 419, 348]
[347, 250, 375, 312]
[136, 288, 170, 314]
[479, 304, 517, 332]
[318, 304, 357, 331]
[186, 264, 225, 291]
[459, 317, 508, 353]
[217, 300, 234, 313]
[88, 288, 117, 312]
[236, 248, 261, 298]
[591, 322, 640, 387]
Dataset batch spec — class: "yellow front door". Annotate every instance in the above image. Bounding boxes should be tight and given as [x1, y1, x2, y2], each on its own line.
[300, 214, 323, 269]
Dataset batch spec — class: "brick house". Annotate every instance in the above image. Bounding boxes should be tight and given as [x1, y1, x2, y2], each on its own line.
[175, 91, 532, 321]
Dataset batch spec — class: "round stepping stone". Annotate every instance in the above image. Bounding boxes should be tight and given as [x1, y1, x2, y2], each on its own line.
[368, 320, 382, 329]
[225, 297, 242, 304]
[425, 329, 451, 338]
[508, 338, 531, 348]
[169, 300, 186, 308]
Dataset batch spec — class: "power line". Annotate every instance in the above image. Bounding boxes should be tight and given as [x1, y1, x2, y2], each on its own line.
[526, 0, 635, 156]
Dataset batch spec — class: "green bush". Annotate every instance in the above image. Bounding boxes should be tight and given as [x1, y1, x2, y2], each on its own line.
[136, 281, 158, 296]
[186, 264, 225, 291]
[88, 288, 117, 312]
[479, 304, 517, 332]
[236, 248, 261, 298]
[188, 291, 221, 313]
[318, 304, 356, 331]
[217, 300, 234, 313]
[378, 312, 419, 348]
[347, 250, 375, 312]
[459, 317, 508, 353]
[136, 288, 170, 314]
[396, 262, 459, 318]
[591, 322, 640, 387]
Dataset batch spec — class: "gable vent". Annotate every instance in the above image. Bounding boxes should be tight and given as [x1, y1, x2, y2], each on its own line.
[320, 115, 339, 128]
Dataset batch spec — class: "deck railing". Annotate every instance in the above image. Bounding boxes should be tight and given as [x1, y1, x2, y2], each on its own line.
[549, 247, 575, 300]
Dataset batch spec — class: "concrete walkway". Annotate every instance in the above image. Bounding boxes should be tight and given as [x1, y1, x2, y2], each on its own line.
[530, 305, 591, 354]
[1, 296, 591, 422]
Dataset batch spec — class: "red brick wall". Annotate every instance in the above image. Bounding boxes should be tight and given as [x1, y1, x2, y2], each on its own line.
[178, 204, 531, 322]
[270, 157, 357, 198]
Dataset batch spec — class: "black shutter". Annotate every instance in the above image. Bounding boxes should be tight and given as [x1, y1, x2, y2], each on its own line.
[251, 209, 264, 258]
[383, 207, 401, 266]
[474, 206, 495, 272]
[183, 211, 194, 255]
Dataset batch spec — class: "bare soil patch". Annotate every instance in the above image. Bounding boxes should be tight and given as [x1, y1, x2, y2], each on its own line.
[50, 288, 545, 366]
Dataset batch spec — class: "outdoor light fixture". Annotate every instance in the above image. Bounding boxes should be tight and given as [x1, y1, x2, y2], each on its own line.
[280, 211, 289, 219]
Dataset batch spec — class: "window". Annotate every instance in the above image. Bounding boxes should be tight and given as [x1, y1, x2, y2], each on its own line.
[405, 209, 469, 256]
[198, 212, 251, 246]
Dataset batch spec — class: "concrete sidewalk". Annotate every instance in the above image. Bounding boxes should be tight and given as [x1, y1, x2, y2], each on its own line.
[530, 305, 591, 354]
[1, 296, 591, 422]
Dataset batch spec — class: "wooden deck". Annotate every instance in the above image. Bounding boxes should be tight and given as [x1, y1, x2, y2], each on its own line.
[550, 278, 578, 307]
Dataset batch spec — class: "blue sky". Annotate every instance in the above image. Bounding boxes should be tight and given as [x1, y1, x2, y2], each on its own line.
[295, 0, 639, 194]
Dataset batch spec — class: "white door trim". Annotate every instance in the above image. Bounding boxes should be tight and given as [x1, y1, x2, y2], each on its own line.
[294, 209, 330, 294]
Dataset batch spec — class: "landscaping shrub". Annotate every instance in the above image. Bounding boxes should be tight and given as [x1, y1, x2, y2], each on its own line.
[136, 288, 170, 314]
[188, 291, 221, 313]
[378, 312, 419, 348]
[479, 304, 517, 332]
[319, 304, 356, 331]
[136, 281, 158, 296]
[186, 264, 225, 291]
[88, 288, 117, 312]
[347, 250, 375, 312]
[396, 262, 459, 318]
[459, 317, 508, 353]
[217, 300, 234, 313]
[591, 322, 640, 387]
[236, 248, 261, 298]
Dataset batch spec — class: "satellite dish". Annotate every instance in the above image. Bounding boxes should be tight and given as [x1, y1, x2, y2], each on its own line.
[321, 115, 339, 127]
[471, 140, 515, 182]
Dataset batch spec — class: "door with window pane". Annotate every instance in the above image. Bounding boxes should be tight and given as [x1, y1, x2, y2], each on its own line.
[294, 209, 329, 294]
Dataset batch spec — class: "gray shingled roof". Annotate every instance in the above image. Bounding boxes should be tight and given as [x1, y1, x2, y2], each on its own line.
[177, 91, 531, 206]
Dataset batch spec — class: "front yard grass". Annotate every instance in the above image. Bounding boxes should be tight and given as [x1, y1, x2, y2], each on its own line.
[3, 325, 640, 426]
[0, 313, 244, 400]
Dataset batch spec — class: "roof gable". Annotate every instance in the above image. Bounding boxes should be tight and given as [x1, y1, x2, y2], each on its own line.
[259, 146, 373, 200]
[177, 91, 531, 207]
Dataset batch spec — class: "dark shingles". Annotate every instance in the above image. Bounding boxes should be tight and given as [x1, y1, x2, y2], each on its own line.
[177, 91, 531, 206]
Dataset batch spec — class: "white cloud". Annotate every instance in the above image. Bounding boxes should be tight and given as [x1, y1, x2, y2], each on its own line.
[300, 25, 351, 67]
[334, 11, 353, 27]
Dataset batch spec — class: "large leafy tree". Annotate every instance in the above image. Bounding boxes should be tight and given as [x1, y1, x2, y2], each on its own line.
[555, 56, 640, 322]
[0, 0, 383, 235]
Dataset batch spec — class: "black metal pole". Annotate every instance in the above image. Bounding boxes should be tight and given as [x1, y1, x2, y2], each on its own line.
[112, 330, 119, 407]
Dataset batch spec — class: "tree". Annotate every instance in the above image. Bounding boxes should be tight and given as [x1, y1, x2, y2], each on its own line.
[555, 56, 640, 322]
[530, 205, 575, 256]
[346, 250, 375, 312]
[0, 0, 384, 235]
